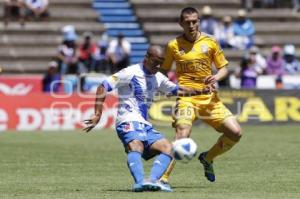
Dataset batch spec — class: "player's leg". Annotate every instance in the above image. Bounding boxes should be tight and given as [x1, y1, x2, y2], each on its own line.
[160, 101, 195, 183]
[199, 100, 242, 182]
[142, 127, 173, 192]
[116, 122, 146, 191]
[205, 117, 241, 162]
[127, 140, 145, 191]
[148, 138, 173, 183]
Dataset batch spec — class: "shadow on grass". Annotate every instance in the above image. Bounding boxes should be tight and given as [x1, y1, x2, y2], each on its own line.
[105, 185, 205, 193]
[105, 189, 133, 192]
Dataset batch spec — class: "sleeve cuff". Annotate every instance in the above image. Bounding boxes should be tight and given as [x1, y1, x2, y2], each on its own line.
[171, 85, 179, 95]
[101, 80, 113, 92]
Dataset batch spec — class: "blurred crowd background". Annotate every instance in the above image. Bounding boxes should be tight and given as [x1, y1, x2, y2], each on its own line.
[1, 0, 300, 93]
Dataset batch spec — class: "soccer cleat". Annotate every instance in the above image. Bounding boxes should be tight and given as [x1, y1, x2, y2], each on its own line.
[142, 181, 161, 192]
[157, 181, 173, 192]
[132, 183, 144, 192]
[198, 152, 215, 182]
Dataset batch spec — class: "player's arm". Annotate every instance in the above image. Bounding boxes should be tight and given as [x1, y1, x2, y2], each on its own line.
[205, 66, 228, 85]
[158, 73, 214, 97]
[177, 85, 215, 96]
[159, 41, 174, 75]
[206, 39, 230, 86]
[83, 85, 107, 133]
[83, 69, 132, 132]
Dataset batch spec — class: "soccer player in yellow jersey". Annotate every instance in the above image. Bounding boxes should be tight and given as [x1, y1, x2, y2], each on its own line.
[160, 7, 242, 183]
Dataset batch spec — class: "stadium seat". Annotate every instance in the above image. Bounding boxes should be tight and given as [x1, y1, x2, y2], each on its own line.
[100, 16, 137, 23]
[282, 75, 300, 89]
[93, 2, 130, 9]
[256, 76, 276, 89]
[106, 29, 144, 37]
[229, 75, 241, 89]
[96, 9, 133, 15]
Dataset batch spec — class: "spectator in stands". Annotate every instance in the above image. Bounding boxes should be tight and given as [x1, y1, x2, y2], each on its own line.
[91, 38, 109, 73]
[248, 46, 267, 74]
[215, 16, 235, 49]
[200, 5, 218, 36]
[283, 44, 300, 74]
[266, 45, 285, 76]
[42, 61, 61, 93]
[293, 0, 300, 13]
[235, 56, 259, 89]
[241, 0, 279, 12]
[57, 25, 83, 74]
[107, 33, 131, 73]
[3, 0, 25, 27]
[233, 9, 255, 50]
[25, 0, 49, 20]
[78, 32, 98, 72]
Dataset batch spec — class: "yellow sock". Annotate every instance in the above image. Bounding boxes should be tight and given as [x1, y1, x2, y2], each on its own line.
[160, 159, 176, 182]
[205, 135, 237, 163]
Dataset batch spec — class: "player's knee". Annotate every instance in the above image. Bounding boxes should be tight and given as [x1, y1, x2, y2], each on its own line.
[232, 127, 242, 141]
[127, 140, 144, 153]
[175, 124, 191, 139]
[165, 142, 173, 155]
[159, 140, 173, 155]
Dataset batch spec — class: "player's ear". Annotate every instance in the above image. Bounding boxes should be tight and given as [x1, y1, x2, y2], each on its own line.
[179, 20, 183, 28]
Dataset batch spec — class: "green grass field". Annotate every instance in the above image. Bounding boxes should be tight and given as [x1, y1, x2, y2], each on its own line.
[1, 125, 300, 199]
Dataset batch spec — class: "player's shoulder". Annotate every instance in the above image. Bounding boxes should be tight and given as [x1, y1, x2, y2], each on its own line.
[116, 64, 142, 78]
[200, 32, 218, 43]
[167, 35, 184, 47]
[124, 64, 142, 73]
[155, 71, 168, 81]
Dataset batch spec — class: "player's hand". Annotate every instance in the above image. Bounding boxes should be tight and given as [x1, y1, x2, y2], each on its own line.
[83, 115, 101, 133]
[195, 84, 216, 95]
[202, 84, 216, 94]
[204, 75, 217, 85]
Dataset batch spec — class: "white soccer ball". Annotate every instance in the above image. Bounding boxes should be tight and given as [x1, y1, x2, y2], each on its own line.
[172, 138, 197, 162]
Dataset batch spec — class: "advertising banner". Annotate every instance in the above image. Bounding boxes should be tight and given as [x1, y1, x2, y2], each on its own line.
[148, 90, 300, 125]
[0, 75, 43, 95]
[1, 89, 300, 131]
[0, 93, 118, 131]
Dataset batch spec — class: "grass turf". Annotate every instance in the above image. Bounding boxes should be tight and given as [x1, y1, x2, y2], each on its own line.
[0, 125, 300, 199]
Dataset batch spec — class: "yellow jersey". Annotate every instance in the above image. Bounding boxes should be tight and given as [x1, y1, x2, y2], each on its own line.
[162, 32, 228, 90]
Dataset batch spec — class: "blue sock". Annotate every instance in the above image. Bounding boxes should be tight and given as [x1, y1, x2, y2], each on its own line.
[150, 153, 172, 182]
[127, 151, 144, 184]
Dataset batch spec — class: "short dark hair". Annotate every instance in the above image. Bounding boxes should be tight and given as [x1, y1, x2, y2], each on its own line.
[180, 7, 199, 22]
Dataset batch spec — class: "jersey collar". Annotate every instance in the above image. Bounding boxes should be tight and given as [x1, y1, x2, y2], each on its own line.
[141, 64, 153, 76]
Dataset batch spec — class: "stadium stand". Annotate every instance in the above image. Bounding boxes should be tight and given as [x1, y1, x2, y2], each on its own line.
[0, 0, 105, 73]
[130, 0, 300, 68]
[93, 0, 149, 64]
[1, 0, 300, 78]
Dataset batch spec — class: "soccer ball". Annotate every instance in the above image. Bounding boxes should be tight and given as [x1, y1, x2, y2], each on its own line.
[172, 138, 197, 162]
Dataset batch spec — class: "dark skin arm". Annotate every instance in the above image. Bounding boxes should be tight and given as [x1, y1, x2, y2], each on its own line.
[166, 85, 215, 98]
[177, 85, 215, 96]
[83, 85, 106, 132]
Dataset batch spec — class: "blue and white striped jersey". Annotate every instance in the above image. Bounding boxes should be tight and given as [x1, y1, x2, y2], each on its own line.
[101, 64, 178, 126]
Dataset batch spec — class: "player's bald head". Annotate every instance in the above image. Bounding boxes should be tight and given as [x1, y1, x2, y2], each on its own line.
[144, 45, 165, 74]
[147, 45, 163, 58]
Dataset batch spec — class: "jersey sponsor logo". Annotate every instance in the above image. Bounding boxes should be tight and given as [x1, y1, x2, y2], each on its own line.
[201, 44, 209, 54]
[177, 59, 210, 73]
[123, 122, 135, 132]
[111, 75, 118, 82]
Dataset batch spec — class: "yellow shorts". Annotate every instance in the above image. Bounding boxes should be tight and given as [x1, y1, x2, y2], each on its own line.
[173, 93, 233, 129]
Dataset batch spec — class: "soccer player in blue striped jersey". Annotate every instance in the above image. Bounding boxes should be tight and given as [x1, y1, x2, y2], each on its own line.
[83, 45, 213, 192]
